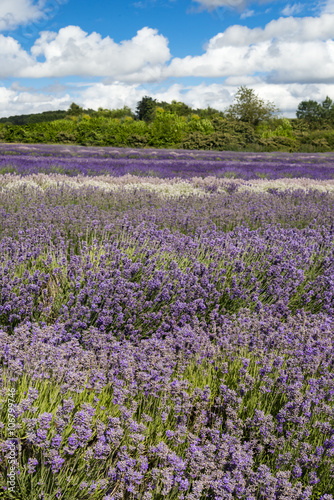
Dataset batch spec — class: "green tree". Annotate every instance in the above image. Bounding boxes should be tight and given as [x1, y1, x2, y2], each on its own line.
[66, 103, 84, 117]
[136, 96, 157, 123]
[296, 100, 323, 122]
[227, 87, 279, 126]
[296, 96, 334, 126]
[193, 106, 224, 119]
[149, 108, 186, 146]
[321, 96, 334, 123]
[163, 100, 193, 117]
[95, 106, 135, 120]
[321, 96, 333, 114]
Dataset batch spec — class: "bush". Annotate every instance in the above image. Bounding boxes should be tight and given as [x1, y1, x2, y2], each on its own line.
[126, 134, 149, 148]
[55, 132, 77, 143]
[258, 136, 300, 152]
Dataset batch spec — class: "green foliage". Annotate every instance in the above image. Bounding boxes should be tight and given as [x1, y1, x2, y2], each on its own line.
[193, 106, 224, 119]
[186, 115, 214, 134]
[0, 110, 68, 126]
[227, 86, 279, 126]
[296, 99, 323, 124]
[182, 131, 245, 151]
[160, 100, 193, 117]
[66, 103, 84, 117]
[257, 136, 299, 152]
[93, 106, 135, 120]
[321, 96, 334, 119]
[135, 95, 157, 123]
[148, 109, 187, 147]
[296, 96, 334, 127]
[258, 118, 295, 139]
[1, 90, 334, 152]
[304, 130, 334, 151]
[126, 134, 149, 147]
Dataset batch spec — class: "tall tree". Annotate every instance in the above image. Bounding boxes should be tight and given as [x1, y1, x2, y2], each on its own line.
[321, 96, 334, 122]
[136, 96, 157, 123]
[66, 103, 84, 116]
[227, 87, 278, 126]
[296, 100, 323, 122]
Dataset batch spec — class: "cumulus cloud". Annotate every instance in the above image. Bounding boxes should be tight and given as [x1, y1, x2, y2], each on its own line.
[0, 26, 171, 81]
[0, 85, 71, 117]
[73, 82, 235, 113]
[1, 13, 333, 85]
[79, 82, 147, 111]
[20, 26, 171, 80]
[0, 34, 34, 77]
[163, 14, 334, 83]
[0, 0, 43, 31]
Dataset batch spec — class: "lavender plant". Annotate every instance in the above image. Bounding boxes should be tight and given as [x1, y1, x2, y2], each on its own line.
[0, 146, 334, 499]
[0, 143, 334, 179]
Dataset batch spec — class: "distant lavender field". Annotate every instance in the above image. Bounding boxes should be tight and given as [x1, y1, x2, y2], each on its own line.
[1, 142, 334, 179]
[1, 144, 334, 499]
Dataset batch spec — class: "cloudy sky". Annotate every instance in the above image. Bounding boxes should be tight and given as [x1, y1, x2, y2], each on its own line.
[0, 0, 333, 117]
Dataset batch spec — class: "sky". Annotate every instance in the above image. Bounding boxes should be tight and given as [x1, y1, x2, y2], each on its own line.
[0, 0, 333, 118]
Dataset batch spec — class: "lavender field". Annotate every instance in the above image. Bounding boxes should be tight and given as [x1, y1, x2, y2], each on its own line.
[1, 144, 334, 500]
[1, 143, 334, 180]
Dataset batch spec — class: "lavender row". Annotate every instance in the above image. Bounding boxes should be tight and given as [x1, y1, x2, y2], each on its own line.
[3, 143, 334, 162]
[2, 172, 334, 197]
[1, 178, 334, 498]
[0, 187, 334, 336]
[1, 223, 334, 338]
[0, 143, 334, 179]
[1, 182, 334, 235]
[1, 309, 334, 499]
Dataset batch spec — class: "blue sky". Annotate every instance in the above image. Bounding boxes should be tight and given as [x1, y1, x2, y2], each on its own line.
[0, 0, 333, 117]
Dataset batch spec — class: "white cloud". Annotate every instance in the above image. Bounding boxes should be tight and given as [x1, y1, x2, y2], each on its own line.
[192, 0, 247, 10]
[0, 0, 43, 31]
[21, 26, 170, 80]
[322, 0, 334, 13]
[0, 26, 171, 81]
[192, 0, 277, 11]
[281, 3, 304, 16]
[1, 13, 333, 85]
[0, 34, 34, 77]
[0, 86, 71, 117]
[163, 14, 334, 83]
[240, 9, 255, 19]
[76, 82, 235, 113]
[79, 82, 147, 111]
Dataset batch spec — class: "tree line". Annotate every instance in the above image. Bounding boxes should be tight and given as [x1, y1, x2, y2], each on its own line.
[1, 87, 334, 152]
